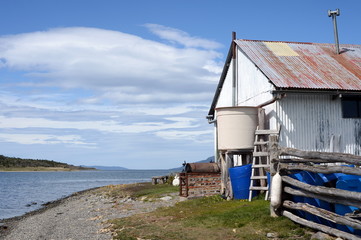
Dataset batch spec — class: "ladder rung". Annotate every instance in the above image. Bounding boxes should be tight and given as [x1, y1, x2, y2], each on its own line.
[253, 152, 269, 157]
[250, 186, 268, 191]
[252, 164, 269, 168]
[254, 141, 269, 145]
[251, 176, 267, 180]
[255, 129, 279, 135]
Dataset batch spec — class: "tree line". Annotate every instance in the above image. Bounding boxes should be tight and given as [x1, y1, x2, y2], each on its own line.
[0, 155, 92, 170]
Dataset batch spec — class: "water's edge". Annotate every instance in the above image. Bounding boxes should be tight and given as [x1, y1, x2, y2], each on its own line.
[0, 186, 101, 222]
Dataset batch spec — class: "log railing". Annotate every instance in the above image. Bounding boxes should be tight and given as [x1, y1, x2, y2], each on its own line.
[269, 136, 361, 240]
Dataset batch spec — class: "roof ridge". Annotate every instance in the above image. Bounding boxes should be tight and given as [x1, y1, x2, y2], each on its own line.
[236, 39, 361, 47]
[237, 39, 313, 45]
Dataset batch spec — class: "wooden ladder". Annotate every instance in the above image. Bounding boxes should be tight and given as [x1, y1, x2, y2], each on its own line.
[248, 128, 279, 201]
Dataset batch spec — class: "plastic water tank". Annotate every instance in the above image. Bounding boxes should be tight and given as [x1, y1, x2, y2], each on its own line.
[216, 107, 258, 150]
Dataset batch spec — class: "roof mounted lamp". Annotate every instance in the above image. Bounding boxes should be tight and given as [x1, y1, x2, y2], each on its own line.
[328, 9, 340, 54]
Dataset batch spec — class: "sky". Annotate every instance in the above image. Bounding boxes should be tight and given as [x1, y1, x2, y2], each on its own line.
[0, 1, 360, 169]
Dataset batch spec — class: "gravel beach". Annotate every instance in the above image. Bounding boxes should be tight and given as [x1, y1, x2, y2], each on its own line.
[0, 185, 183, 240]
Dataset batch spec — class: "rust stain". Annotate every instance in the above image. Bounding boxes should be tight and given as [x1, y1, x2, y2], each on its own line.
[235, 40, 361, 91]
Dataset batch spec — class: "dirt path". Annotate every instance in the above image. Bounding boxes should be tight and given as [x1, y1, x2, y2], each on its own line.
[0, 187, 183, 240]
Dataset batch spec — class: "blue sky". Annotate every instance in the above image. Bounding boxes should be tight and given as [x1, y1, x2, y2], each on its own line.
[0, 1, 359, 169]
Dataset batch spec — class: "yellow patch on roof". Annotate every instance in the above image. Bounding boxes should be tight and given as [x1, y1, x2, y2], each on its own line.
[264, 42, 299, 56]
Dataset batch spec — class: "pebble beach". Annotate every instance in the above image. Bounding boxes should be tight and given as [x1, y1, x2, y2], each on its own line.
[0, 185, 183, 240]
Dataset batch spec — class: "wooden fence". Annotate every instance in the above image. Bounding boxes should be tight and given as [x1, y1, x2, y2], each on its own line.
[269, 136, 361, 240]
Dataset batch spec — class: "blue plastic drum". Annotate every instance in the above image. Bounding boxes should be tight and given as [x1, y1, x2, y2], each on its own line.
[229, 164, 254, 200]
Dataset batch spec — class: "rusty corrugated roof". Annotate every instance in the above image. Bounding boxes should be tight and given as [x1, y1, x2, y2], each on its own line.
[235, 39, 361, 90]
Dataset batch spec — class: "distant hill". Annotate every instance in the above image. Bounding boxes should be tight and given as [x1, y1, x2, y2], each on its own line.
[169, 156, 215, 172]
[0, 155, 94, 171]
[84, 165, 128, 170]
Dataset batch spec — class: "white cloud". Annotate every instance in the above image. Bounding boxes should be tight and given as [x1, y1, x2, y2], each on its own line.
[0, 115, 199, 134]
[0, 25, 218, 166]
[0, 26, 222, 104]
[155, 129, 213, 143]
[144, 24, 223, 49]
[0, 133, 94, 146]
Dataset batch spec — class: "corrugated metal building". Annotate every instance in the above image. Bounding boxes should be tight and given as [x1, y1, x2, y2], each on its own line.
[208, 39, 361, 159]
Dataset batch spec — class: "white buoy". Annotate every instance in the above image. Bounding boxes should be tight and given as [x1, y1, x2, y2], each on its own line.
[270, 172, 282, 209]
[172, 175, 180, 186]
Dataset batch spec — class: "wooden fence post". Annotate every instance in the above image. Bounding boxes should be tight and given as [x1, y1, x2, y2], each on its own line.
[269, 135, 281, 217]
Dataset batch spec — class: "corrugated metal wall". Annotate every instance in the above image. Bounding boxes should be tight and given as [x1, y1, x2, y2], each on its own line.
[273, 94, 361, 155]
[214, 47, 361, 158]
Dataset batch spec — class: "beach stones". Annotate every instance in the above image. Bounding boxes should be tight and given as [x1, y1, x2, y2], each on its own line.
[0, 222, 8, 230]
[25, 202, 37, 207]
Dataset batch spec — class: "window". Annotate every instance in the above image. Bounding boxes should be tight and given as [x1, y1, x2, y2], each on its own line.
[341, 96, 361, 118]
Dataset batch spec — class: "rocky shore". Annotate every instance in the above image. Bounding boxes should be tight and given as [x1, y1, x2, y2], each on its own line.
[0, 185, 183, 240]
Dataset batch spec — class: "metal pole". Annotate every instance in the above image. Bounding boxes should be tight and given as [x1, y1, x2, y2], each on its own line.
[232, 32, 237, 106]
[328, 9, 340, 54]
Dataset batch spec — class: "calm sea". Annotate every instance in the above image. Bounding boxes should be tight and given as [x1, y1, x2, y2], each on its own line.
[0, 170, 173, 220]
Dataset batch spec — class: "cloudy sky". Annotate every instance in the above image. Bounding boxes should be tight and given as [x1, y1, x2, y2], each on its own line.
[0, 1, 360, 169]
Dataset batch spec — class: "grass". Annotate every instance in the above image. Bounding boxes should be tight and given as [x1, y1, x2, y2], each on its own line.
[108, 184, 313, 240]
[99, 182, 179, 199]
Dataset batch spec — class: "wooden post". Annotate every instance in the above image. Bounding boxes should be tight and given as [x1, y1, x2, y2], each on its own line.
[225, 152, 234, 200]
[269, 135, 280, 176]
[220, 152, 226, 196]
[268, 135, 281, 217]
[258, 108, 265, 130]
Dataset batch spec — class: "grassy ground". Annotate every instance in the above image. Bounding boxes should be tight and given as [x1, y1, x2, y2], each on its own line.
[106, 183, 314, 240]
[100, 182, 180, 199]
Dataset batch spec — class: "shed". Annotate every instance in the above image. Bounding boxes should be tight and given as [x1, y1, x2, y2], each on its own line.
[207, 37, 361, 197]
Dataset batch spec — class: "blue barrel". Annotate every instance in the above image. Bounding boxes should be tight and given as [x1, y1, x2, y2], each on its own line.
[289, 171, 333, 227]
[335, 175, 361, 235]
[229, 164, 253, 200]
[289, 172, 306, 219]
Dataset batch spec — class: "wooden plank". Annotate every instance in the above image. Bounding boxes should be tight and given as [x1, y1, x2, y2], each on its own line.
[253, 152, 269, 157]
[280, 163, 361, 176]
[282, 176, 361, 202]
[249, 186, 268, 190]
[280, 147, 361, 166]
[283, 200, 361, 230]
[276, 158, 334, 164]
[252, 164, 269, 168]
[251, 176, 267, 180]
[284, 187, 361, 209]
[282, 210, 361, 240]
[254, 141, 269, 145]
[255, 129, 279, 135]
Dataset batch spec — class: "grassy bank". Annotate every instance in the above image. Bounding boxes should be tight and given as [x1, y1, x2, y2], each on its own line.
[105, 183, 313, 240]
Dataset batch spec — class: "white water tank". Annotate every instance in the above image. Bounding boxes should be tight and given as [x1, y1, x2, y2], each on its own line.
[216, 107, 258, 150]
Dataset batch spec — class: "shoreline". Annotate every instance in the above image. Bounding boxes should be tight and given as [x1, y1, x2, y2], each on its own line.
[1, 186, 101, 220]
[0, 186, 102, 238]
[0, 182, 182, 240]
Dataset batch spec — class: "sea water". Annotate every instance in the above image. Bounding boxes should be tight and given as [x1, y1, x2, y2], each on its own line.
[0, 170, 172, 220]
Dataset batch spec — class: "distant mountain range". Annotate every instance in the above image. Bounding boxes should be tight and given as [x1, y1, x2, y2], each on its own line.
[168, 156, 215, 171]
[83, 165, 128, 170]
[84, 156, 215, 171]
[0, 154, 215, 172]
